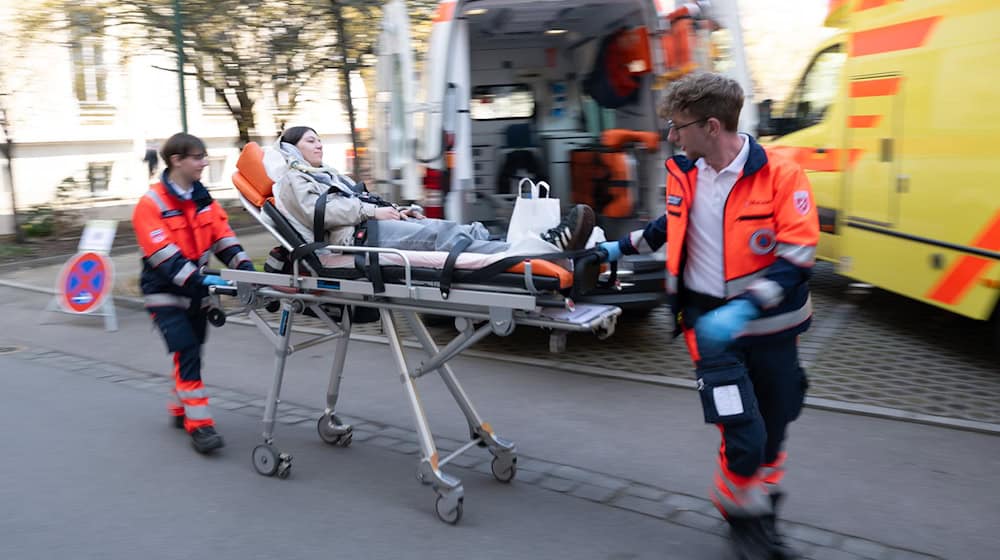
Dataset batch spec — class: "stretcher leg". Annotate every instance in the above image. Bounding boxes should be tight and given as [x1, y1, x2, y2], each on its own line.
[403, 312, 517, 483]
[317, 310, 354, 447]
[382, 308, 464, 524]
[252, 300, 295, 479]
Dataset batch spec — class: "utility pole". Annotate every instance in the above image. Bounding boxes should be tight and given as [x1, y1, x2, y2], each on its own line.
[173, 0, 188, 132]
[0, 95, 24, 243]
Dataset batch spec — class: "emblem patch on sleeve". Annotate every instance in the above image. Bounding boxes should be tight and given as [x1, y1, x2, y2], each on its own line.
[793, 191, 811, 216]
[150, 228, 167, 244]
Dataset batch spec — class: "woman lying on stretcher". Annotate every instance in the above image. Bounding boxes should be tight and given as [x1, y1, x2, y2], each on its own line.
[264, 126, 596, 263]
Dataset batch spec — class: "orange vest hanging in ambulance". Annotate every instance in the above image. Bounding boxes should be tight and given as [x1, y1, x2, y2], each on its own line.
[665, 137, 819, 339]
[132, 178, 251, 308]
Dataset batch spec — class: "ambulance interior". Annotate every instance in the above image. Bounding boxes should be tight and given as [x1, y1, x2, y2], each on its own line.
[458, 0, 666, 240]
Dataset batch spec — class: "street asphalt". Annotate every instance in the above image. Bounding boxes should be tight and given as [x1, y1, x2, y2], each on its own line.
[0, 232, 997, 559]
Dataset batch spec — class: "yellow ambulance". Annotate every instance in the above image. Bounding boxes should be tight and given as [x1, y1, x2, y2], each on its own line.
[759, 0, 1000, 341]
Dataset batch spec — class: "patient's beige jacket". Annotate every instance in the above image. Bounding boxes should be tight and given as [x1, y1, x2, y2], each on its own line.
[264, 141, 377, 247]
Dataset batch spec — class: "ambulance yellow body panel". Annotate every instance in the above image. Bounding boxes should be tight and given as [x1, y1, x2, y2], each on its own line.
[763, 0, 1000, 326]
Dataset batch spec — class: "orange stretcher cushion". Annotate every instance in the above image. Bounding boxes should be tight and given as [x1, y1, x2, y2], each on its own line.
[233, 142, 274, 208]
[508, 259, 573, 290]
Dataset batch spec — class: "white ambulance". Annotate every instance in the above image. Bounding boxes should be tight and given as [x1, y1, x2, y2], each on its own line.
[373, 0, 756, 311]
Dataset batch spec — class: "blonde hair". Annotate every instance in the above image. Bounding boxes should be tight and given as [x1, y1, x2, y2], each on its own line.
[660, 73, 744, 132]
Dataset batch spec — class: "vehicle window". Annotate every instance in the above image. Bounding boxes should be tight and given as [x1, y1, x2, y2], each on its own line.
[470, 84, 534, 120]
[786, 45, 846, 128]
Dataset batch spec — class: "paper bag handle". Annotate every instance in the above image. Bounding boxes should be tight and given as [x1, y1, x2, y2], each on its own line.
[518, 177, 551, 199]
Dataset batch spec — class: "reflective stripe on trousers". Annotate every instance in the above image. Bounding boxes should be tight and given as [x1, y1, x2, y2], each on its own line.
[711, 425, 773, 519]
[172, 348, 213, 432]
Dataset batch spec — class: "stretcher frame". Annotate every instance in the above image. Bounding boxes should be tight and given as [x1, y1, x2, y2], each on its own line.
[216, 143, 621, 523]
[214, 261, 619, 524]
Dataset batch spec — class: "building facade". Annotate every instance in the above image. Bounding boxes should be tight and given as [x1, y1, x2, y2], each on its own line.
[0, 1, 366, 235]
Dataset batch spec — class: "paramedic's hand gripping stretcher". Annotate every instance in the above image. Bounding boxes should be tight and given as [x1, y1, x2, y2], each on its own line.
[206, 142, 623, 524]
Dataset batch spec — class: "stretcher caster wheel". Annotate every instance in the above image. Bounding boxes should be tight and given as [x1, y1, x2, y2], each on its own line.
[207, 308, 226, 327]
[252, 444, 279, 476]
[317, 414, 353, 447]
[275, 460, 292, 479]
[491, 456, 517, 483]
[435, 494, 463, 525]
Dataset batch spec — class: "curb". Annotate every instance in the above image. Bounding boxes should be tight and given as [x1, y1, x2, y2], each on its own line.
[2, 275, 996, 437]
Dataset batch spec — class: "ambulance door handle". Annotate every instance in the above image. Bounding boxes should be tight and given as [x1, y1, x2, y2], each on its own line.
[896, 175, 910, 193]
[814, 147, 827, 154]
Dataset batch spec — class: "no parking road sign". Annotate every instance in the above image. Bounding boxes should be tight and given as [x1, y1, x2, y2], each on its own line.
[56, 251, 115, 314]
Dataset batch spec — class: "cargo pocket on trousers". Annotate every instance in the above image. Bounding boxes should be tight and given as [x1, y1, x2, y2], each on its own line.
[696, 357, 758, 425]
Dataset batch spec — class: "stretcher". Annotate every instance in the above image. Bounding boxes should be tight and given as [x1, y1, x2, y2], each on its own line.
[210, 143, 622, 524]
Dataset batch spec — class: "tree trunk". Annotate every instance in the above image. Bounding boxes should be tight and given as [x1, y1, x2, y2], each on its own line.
[0, 135, 23, 243]
[332, 3, 361, 180]
[234, 89, 256, 147]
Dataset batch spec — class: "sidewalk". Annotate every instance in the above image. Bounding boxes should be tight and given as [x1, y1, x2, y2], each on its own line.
[0, 283, 995, 559]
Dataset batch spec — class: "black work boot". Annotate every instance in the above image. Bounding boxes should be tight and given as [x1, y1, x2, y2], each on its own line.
[728, 515, 775, 560]
[172, 415, 185, 430]
[540, 204, 596, 251]
[190, 426, 226, 454]
[764, 492, 799, 560]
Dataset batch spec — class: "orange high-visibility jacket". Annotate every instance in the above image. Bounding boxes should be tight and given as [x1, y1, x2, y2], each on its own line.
[132, 178, 252, 309]
[665, 137, 819, 339]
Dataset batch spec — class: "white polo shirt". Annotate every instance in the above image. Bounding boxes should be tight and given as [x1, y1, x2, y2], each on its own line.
[683, 134, 750, 298]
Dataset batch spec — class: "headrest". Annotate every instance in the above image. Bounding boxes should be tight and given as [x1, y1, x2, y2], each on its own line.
[233, 142, 274, 207]
[601, 129, 660, 152]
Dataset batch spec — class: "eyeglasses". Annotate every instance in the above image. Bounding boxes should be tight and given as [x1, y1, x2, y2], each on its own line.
[666, 117, 710, 134]
[185, 153, 209, 161]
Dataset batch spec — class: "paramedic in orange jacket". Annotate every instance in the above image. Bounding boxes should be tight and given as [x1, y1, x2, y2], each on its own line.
[132, 133, 256, 454]
[600, 73, 817, 560]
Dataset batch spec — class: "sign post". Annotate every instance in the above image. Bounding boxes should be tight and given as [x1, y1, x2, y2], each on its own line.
[43, 220, 119, 331]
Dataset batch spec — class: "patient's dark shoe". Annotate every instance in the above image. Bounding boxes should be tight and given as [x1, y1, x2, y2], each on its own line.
[541, 204, 596, 251]
[190, 426, 225, 454]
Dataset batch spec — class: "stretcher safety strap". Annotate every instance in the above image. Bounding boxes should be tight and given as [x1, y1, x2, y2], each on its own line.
[440, 235, 474, 299]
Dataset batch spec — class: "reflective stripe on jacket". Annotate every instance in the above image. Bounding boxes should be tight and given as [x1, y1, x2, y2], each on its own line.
[132, 174, 252, 306]
[666, 136, 819, 339]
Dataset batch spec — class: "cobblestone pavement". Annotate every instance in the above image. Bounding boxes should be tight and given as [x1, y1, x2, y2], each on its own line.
[244, 262, 999, 427]
[5, 346, 944, 560]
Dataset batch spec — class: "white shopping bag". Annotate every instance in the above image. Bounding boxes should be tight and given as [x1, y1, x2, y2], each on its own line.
[506, 178, 561, 244]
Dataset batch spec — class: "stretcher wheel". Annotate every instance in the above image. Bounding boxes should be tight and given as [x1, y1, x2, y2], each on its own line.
[491, 456, 517, 483]
[317, 414, 353, 447]
[435, 495, 463, 525]
[207, 308, 226, 327]
[252, 444, 279, 476]
[276, 461, 292, 479]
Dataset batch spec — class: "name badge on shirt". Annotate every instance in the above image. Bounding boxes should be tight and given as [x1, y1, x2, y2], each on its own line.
[161, 209, 183, 218]
[668, 195, 683, 206]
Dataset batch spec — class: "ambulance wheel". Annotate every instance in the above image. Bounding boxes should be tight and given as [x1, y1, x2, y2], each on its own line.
[207, 308, 226, 327]
[491, 456, 517, 483]
[435, 495, 463, 525]
[549, 332, 567, 353]
[252, 444, 279, 476]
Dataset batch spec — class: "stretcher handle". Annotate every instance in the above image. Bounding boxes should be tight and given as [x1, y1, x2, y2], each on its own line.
[324, 244, 415, 290]
[200, 267, 237, 296]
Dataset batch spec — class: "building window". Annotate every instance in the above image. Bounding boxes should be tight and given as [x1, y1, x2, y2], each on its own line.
[87, 162, 113, 195]
[206, 156, 226, 186]
[70, 11, 108, 105]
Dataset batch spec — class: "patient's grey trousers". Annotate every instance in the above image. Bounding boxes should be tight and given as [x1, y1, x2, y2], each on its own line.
[374, 218, 510, 254]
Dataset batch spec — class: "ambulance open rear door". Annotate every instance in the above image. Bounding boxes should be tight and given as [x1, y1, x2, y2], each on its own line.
[374, 0, 420, 203]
